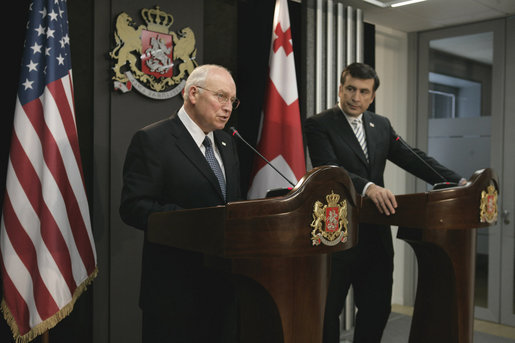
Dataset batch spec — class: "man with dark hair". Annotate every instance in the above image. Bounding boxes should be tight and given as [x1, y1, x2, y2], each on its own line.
[120, 64, 241, 342]
[304, 62, 465, 343]
[341, 62, 381, 92]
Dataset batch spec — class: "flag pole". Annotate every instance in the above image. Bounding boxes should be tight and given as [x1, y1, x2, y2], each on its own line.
[42, 331, 49, 343]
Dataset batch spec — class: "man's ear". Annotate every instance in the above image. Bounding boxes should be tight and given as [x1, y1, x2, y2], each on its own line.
[187, 86, 198, 104]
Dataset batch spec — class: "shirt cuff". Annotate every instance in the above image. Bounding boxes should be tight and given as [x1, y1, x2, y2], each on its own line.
[362, 182, 374, 196]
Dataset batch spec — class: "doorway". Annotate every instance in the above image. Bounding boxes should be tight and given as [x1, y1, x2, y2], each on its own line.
[416, 17, 515, 325]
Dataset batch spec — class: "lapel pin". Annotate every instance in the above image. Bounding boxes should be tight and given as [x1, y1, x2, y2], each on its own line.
[370, 122, 375, 127]
[221, 141, 227, 146]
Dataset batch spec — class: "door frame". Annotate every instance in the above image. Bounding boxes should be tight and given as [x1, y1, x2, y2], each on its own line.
[500, 16, 515, 327]
[415, 18, 506, 323]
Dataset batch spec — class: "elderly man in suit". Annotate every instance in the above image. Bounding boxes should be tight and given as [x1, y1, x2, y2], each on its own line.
[120, 64, 241, 343]
[304, 62, 464, 343]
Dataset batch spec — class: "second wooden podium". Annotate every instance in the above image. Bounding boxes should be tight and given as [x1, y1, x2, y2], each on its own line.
[359, 168, 498, 343]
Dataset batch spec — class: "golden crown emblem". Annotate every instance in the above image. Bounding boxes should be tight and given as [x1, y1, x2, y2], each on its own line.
[141, 6, 174, 33]
[326, 192, 340, 207]
[311, 191, 348, 246]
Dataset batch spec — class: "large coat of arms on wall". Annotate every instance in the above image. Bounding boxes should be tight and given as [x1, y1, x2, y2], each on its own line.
[109, 6, 198, 99]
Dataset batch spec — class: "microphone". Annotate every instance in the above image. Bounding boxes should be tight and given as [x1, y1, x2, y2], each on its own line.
[395, 136, 457, 189]
[230, 127, 296, 188]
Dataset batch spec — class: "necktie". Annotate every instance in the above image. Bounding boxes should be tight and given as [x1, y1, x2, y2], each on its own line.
[351, 118, 369, 161]
[203, 136, 226, 200]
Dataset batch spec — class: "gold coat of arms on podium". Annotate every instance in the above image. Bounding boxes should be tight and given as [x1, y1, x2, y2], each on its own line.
[311, 191, 348, 246]
[109, 6, 198, 99]
[480, 184, 498, 224]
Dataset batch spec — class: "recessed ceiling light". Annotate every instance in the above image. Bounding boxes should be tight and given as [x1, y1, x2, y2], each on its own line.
[390, 0, 426, 8]
[362, 0, 389, 8]
[362, 0, 427, 8]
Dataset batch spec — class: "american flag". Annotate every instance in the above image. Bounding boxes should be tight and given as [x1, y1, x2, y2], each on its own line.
[247, 0, 306, 199]
[0, 1, 97, 342]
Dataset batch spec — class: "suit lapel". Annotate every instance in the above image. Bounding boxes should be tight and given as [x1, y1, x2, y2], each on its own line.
[362, 112, 375, 166]
[170, 117, 225, 201]
[213, 131, 231, 173]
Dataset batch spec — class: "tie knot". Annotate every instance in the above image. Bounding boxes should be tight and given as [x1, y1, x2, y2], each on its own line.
[203, 136, 212, 148]
[352, 118, 362, 125]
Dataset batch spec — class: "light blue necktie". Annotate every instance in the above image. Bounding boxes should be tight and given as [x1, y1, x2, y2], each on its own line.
[351, 118, 369, 161]
[203, 136, 226, 200]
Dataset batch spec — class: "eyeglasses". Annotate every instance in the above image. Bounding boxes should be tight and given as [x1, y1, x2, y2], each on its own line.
[196, 86, 240, 110]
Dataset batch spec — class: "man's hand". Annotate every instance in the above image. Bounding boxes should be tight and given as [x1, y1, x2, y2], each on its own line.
[365, 184, 397, 215]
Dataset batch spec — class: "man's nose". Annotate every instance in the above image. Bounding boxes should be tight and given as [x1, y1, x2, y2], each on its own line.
[222, 101, 232, 112]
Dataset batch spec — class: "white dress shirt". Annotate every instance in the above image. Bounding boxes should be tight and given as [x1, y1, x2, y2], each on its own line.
[177, 106, 226, 179]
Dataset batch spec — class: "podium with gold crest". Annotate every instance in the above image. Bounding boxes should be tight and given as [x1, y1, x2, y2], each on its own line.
[359, 168, 498, 343]
[148, 165, 359, 343]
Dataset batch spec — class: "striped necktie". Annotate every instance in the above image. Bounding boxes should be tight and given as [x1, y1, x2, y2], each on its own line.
[203, 136, 226, 200]
[351, 118, 369, 161]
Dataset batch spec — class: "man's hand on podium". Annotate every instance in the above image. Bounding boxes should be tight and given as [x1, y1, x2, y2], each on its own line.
[365, 184, 398, 216]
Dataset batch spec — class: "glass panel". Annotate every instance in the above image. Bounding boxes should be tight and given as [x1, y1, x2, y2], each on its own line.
[429, 33, 493, 118]
[429, 72, 482, 118]
[427, 32, 493, 309]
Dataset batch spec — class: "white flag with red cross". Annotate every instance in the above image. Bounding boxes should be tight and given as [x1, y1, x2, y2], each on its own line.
[247, 0, 305, 199]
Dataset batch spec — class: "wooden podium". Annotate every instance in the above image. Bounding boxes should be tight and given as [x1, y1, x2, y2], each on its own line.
[359, 168, 499, 343]
[147, 165, 359, 343]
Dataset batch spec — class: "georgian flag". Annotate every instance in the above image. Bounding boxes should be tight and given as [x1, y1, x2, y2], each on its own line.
[247, 0, 305, 199]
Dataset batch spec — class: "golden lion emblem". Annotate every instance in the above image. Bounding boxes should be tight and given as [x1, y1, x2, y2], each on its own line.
[311, 191, 348, 246]
[110, 12, 144, 84]
[109, 7, 198, 99]
[480, 184, 498, 224]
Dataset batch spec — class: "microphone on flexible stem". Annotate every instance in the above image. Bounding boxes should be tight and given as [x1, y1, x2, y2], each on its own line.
[395, 136, 457, 190]
[230, 127, 296, 188]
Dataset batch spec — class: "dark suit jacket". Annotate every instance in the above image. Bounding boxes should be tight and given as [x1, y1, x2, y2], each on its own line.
[119, 114, 241, 310]
[304, 106, 461, 251]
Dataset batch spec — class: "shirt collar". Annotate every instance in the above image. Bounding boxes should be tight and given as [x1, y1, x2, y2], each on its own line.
[177, 106, 215, 148]
[338, 103, 363, 125]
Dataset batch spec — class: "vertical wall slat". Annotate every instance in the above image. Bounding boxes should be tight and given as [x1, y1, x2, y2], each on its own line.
[326, 0, 335, 107]
[356, 8, 364, 62]
[316, 0, 324, 113]
[346, 6, 355, 65]
[336, 2, 345, 103]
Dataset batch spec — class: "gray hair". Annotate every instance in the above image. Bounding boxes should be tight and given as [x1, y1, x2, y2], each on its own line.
[183, 64, 232, 99]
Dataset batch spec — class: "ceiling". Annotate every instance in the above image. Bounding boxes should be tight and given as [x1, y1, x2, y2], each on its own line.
[341, 0, 515, 33]
[430, 32, 493, 64]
